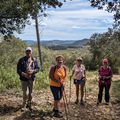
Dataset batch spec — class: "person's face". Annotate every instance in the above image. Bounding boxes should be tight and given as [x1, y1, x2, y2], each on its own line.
[26, 50, 32, 57]
[76, 60, 82, 66]
[56, 57, 64, 66]
[103, 62, 108, 67]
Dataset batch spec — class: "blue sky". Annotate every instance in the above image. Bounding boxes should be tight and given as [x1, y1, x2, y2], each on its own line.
[15, 0, 114, 41]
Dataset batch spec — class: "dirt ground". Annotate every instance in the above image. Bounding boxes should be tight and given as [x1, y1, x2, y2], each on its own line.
[0, 75, 120, 120]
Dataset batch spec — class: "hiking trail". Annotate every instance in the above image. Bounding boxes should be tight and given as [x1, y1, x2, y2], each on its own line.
[0, 75, 120, 120]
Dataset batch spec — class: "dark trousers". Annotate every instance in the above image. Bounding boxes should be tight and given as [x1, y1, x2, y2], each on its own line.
[98, 81, 111, 103]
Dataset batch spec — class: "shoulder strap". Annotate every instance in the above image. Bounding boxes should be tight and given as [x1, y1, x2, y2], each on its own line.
[107, 66, 112, 75]
[53, 65, 66, 75]
[32, 57, 37, 62]
[54, 65, 57, 73]
[49, 65, 56, 80]
[63, 65, 67, 76]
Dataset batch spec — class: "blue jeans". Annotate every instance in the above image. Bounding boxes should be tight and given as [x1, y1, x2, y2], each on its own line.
[50, 86, 64, 101]
[74, 79, 85, 85]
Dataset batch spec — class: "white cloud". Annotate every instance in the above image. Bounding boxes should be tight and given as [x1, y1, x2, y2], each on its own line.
[15, 0, 114, 40]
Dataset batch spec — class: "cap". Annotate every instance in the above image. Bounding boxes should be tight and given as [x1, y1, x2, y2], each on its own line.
[25, 47, 32, 52]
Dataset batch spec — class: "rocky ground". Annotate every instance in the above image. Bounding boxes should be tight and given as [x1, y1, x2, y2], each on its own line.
[0, 75, 120, 120]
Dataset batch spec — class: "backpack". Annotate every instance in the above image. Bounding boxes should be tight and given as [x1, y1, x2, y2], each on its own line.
[53, 65, 66, 76]
[49, 65, 67, 80]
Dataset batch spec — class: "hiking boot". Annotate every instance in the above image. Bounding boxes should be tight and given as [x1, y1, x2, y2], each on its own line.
[105, 102, 109, 105]
[97, 102, 99, 106]
[53, 111, 63, 118]
[52, 109, 62, 114]
[26, 102, 32, 111]
[75, 99, 79, 104]
[26, 105, 32, 111]
[80, 100, 84, 106]
[97, 100, 101, 106]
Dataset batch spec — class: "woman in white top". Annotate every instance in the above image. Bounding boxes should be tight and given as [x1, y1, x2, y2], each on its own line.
[71, 57, 86, 105]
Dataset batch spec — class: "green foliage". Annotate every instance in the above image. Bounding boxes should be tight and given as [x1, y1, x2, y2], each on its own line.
[35, 70, 49, 90]
[112, 80, 120, 100]
[0, 36, 26, 67]
[89, 29, 120, 73]
[0, 37, 92, 92]
[0, 0, 63, 36]
[0, 37, 26, 92]
[0, 66, 20, 92]
[90, 0, 120, 29]
[0, 34, 120, 93]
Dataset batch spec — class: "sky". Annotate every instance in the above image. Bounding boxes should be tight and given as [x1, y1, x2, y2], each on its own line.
[15, 0, 114, 41]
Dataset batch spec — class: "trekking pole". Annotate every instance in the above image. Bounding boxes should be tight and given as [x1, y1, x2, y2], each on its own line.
[64, 89, 69, 111]
[95, 71, 99, 104]
[69, 76, 72, 103]
[63, 88, 69, 120]
[84, 82, 87, 103]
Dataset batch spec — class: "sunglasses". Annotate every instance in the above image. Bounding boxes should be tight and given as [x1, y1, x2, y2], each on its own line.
[26, 50, 31, 52]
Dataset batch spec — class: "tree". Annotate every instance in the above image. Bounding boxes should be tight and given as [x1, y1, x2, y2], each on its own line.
[89, 28, 120, 73]
[89, 0, 120, 29]
[0, 36, 26, 67]
[0, 0, 63, 67]
[0, 0, 63, 36]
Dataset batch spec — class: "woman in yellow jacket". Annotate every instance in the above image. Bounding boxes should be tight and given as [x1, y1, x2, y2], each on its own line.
[49, 55, 67, 118]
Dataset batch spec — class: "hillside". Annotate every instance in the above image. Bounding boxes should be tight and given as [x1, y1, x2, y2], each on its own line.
[24, 39, 90, 50]
[72, 39, 89, 46]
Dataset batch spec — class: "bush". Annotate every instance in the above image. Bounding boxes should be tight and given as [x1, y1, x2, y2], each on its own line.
[0, 66, 20, 91]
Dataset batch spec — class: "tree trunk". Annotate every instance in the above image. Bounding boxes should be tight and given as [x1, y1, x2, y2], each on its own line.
[35, 15, 42, 68]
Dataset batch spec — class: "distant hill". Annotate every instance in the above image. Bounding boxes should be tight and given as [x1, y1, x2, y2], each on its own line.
[72, 39, 89, 46]
[24, 40, 36, 45]
[24, 39, 90, 49]
[41, 40, 74, 46]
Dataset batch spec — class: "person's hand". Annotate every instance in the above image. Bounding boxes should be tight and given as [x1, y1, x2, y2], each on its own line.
[102, 81, 105, 84]
[84, 77, 87, 82]
[27, 70, 34, 75]
[21, 72, 29, 79]
[55, 79, 60, 83]
[60, 79, 64, 84]
[102, 76, 107, 80]
[105, 76, 111, 79]
[99, 76, 105, 80]
[99, 76, 102, 79]
[81, 77, 85, 80]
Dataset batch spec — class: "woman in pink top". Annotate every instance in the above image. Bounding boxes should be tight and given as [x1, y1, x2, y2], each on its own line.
[71, 57, 86, 105]
[97, 58, 112, 105]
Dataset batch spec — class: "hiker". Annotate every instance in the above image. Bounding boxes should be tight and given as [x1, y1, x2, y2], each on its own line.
[71, 57, 86, 105]
[17, 47, 39, 111]
[97, 58, 112, 105]
[49, 55, 67, 117]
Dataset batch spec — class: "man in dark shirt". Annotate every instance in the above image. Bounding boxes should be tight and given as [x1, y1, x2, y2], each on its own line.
[17, 47, 39, 111]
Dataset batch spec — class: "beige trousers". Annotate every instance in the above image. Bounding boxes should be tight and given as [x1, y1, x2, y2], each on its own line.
[21, 80, 33, 106]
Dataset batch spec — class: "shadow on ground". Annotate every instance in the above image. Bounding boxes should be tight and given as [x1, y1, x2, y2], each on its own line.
[13, 109, 52, 120]
[0, 104, 21, 116]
